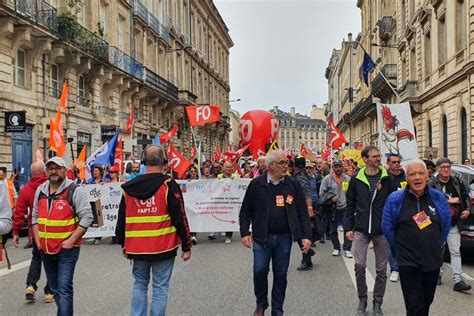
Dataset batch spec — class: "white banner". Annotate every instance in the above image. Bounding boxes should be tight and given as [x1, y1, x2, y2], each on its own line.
[177, 179, 251, 232]
[83, 183, 123, 238]
[377, 102, 418, 161]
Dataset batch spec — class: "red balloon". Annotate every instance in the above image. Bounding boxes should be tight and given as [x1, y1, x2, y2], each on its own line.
[239, 110, 279, 158]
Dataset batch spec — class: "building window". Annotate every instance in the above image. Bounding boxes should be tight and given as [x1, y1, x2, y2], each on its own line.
[78, 75, 87, 106]
[461, 107, 468, 161]
[456, 0, 466, 52]
[50, 64, 59, 98]
[442, 115, 448, 157]
[99, 1, 107, 34]
[438, 15, 447, 66]
[117, 16, 124, 50]
[13, 50, 26, 87]
[401, 0, 406, 28]
[77, 3, 85, 26]
[427, 120, 433, 147]
[77, 132, 91, 158]
[424, 32, 432, 76]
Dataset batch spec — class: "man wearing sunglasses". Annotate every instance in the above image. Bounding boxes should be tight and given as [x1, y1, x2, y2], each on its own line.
[240, 149, 312, 316]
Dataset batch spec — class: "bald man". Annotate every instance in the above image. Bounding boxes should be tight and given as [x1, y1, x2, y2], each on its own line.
[12, 161, 53, 302]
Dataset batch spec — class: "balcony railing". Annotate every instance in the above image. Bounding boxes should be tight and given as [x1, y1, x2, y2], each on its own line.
[109, 46, 144, 80]
[149, 12, 160, 35]
[371, 64, 397, 100]
[144, 68, 178, 101]
[159, 23, 170, 44]
[5, 0, 58, 32]
[133, 0, 148, 24]
[58, 16, 109, 61]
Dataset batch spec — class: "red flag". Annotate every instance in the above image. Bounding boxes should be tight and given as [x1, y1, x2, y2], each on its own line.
[300, 144, 308, 158]
[185, 105, 220, 126]
[212, 147, 223, 163]
[227, 144, 233, 152]
[224, 144, 250, 163]
[321, 143, 331, 160]
[159, 122, 178, 144]
[59, 81, 68, 114]
[167, 143, 192, 179]
[328, 116, 347, 149]
[190, 145, 198, 160]
[114, 137, 123, 173]
[126, 107, 134, 134]
[234, 161, 244, 177]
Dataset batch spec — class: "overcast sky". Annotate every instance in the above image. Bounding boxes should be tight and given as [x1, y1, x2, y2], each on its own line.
[214, 0, 360, 116]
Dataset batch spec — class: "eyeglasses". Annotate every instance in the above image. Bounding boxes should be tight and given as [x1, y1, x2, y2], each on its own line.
[273, 160, 287, 166]
[391, 161, 401, 164]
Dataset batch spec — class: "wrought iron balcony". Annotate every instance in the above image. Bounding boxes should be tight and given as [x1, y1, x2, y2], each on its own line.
[159, 23, 170, 44]
[144, 68, 178, 102]
[378, 16, 394, 41]
[58, 16, 109, 61]
[133, 0, 148, 24]
[109, 46, 144, 80]
[5, 0, 58, 32]
[149, 13, 160, 35]
[371, 64, 397, 100]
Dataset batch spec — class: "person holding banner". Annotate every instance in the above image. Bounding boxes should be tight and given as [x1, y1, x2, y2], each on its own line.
[218, 161, 240, 244]
[240, 149, 312, 316]
[116, 145, 192, 316]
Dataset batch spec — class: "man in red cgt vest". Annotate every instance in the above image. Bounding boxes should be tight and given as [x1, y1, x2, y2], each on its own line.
[32, 156, 93, 315]
[116, 144, 192, 316]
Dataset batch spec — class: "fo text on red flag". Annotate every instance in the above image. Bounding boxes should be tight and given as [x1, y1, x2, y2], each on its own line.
[185, 105, 220, 127]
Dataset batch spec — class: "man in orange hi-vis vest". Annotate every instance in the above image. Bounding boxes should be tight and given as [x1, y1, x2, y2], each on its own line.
[0, 167, 16, 209]
[32, 157, 93, 316]
[116, 145, 192, 316]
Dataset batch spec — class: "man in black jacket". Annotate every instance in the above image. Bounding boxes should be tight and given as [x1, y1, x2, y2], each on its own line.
[116, 145, 192, 316]
[429, 158, 471, 292]
[240, 149, 312, 316]
[344, 146, 394, 316]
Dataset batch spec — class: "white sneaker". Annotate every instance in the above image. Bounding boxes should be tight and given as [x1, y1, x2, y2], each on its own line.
[390, 271, 399, 282]
[225, 237, 231, 244]
[332, 249, 340, 256]
[344, 250, 353, 258]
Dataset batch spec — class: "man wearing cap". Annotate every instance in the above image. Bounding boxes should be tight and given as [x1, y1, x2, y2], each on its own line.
[293, 156, 316, 271]
[32, 157, 93, 315]
[319, 160, 352, 258]
[429, 158, 472, 292]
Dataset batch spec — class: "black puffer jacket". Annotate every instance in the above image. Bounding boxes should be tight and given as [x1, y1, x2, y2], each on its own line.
[344, 166, 394, 234]
[239, 172, 313, 245]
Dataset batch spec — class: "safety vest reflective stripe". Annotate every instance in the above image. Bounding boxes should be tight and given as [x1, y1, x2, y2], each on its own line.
[125, 227, 177, 238]
[38, 218, 77, 226]
[125, 215, 171, 224]
[38, 231, 73, 239]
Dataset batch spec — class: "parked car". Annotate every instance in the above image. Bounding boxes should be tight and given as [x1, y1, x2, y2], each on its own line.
[432, 164, 474, 252]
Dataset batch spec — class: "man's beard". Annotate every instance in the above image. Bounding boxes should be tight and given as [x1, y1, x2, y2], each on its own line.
[49, 176, 65, 184]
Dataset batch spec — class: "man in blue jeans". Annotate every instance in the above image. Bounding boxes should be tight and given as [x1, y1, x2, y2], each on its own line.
[32, 157, 93, 316]
[116, 145, 192, 316]
[240, 149, 313, 316]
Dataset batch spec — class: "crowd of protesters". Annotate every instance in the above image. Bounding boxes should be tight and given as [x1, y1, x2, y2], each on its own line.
[1, 144, 474, 315]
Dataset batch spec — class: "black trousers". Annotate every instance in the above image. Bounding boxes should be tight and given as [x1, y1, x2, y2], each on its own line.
[399, 266, 439, 316]
[27, 242, 52, 294]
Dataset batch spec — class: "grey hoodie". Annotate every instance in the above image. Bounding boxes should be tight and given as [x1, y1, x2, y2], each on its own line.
[32, 178, 93, 229]
[0, 183, 12, 235]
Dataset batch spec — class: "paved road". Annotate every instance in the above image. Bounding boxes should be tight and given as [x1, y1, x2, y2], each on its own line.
[1, 234, 474, 315]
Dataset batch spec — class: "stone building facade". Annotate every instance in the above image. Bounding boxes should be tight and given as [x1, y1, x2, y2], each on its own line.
[326, 0, 472, 163]
[269, 106, 326, 153]
[0, 0, 232, 181]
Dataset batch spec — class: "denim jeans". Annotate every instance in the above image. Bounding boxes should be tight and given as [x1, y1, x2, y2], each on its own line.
[330, 209, 352, 251]
[131, 258, 175, 316]
[353, 232, 389, 304]
[388, 252, 399, 272]
[27, 242, 52, 294]
[253, 233, 292, 314]
[41, 247, 80, 316]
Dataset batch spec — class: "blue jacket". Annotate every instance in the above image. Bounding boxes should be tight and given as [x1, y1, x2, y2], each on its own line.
[382, 187, 451, 250]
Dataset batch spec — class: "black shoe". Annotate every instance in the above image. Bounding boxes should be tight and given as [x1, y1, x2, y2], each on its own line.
[308, 248, 316, 257]
[356, 299, 367, 316]
[454, 280, 472, 292]
[23, 242, 33, 249]
[320, 236, 325, 244]
[297, 262, 313, 271]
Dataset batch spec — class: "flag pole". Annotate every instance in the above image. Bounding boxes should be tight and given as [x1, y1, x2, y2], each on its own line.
[357, 42, 401, 102]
